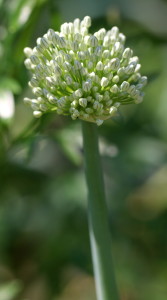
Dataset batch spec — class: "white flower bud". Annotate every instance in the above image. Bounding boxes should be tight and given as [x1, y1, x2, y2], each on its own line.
[130, 56, 139, 64]
[135, 84, 143, 90]
[81, 27, 88, 36]
[73, 18, 80, 30]
[71, 100, 78, 107]
[85, 108, 93, 114]
[109, 106, 117, 115]
[111, 26, 119, 37]
[89, 35, 98, 47]
[52, 33, 60, 45]
[30, 55, 40, 65]
[122, 48, 133, 59]
[95, 46, 102, 56]
[112, 75, 119, 83]
[24, 58, 32, 69]
[93, 101, 101, 110]
[57, 97, 66, 107]
[54, 66, 62, 76]
[110, 84, 119, 93]
[95, 93, 103, 102]
[83, 81, 92, 92]
[131, 73, 141, 82]
[24, 97, 31, 105]
[134, 95, 143, 104]
[135, 64, 141, 72]
[58, 37, 66, 48]
[101, 77, 109, 87]
[103, 66, 110, 74]
[106, 100, 113, 106]
[83, 16, 91, 27]
[65, 76, 73, 85]
[37, 37, 49, 50]
[110, 58, 120, 70]
[74, 33, 82, 41]
[40, 104, 48, 111]
[47, 29, 56, 41]
[114, 102, 120, 108]
[74, 60, 82, 69]
[102, 50, 110, 59]
[103, 36, 110, 47]
[117, 67, 125, 76]
[63, 61, 72, 71]
[33, 87, 43, 96]
[35, 64, 44, 74]
[118, 33, 126, 43]
[48, 95, 58, 104]
[84, 35, 90, 45]
[95, 28, 106, 40]
[29, 78, 38, 87]
[61, 23, 69, 35]
[96, 61, 103, 71]
[121, 81, 130, 91]
[78, 51, 86, 60]
[24, 47, 33, 57]
[96, 119, 103, 126]
[79, 98, 87, 107]
[65, 54, 72, 62]
[72, 109, 80, 119]
[128, 85, 136, 96]
[103, 91, 110, 101]
[125, 64, 136, 75]
[56, 55, 63, 65]
[113, 42, 123, 54]
[75, 89, 83, 98]
[71, 41, 79, 51]
[33, 110, 42, 118]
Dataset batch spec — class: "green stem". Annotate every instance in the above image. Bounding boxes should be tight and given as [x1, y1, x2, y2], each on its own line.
[82, 121, 119, 300]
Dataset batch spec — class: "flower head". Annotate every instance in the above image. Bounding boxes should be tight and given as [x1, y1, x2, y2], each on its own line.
[24, 16, 147, 125]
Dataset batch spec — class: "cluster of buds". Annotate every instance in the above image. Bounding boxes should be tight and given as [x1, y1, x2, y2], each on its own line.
[24, 16, 147, 125]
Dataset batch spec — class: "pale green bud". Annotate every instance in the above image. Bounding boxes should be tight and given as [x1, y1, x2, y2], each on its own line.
[47, 28, 56, 41]
[83, 81, 92, 92]
[33, 87, 43, 97]
[110, 84, 119, 93]
[33, 111, 42, 118]
[110, 58, 120, 70]
[75, 89, 83, 98]
[101, 77, 109, 87]
[83, 16, 91, 27]
[96, 119, 103, 126]
[24, 97, 31, 105]
[112, 75, 119, 83]
[109, 106, 117, 115]
[30, 55, 40, 65]
[79, 98, 87, 107]
[24, 58, 32, 69]
[24, 47, 33, 57]
[121, 81, 130, 91]
[96, 61, 104, 71]
[122, 48, 133, 59]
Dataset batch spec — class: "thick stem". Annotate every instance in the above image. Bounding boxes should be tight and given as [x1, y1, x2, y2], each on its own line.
[82, 121, 119, 300]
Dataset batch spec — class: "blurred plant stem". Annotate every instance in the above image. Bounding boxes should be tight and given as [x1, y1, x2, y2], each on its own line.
[82, 121, 119, 300]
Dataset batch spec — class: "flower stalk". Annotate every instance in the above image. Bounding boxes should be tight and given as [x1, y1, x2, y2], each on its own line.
[23, 15, 147, 300]
[82, 121, 119, 300]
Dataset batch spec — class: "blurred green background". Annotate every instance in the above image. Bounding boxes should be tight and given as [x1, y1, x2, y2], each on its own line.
[0, 0, 167, 299]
